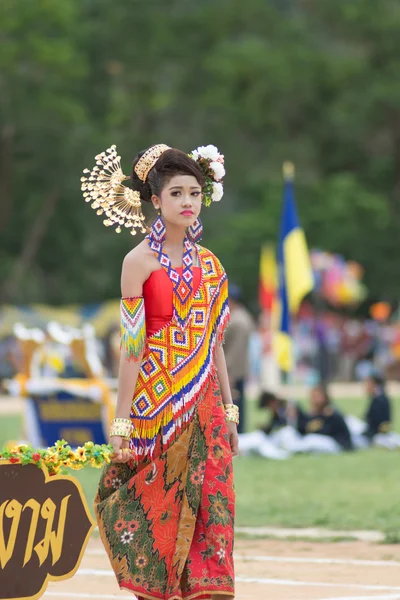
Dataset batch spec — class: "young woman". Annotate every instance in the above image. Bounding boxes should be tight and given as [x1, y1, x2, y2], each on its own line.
[297, 384, 353, 452]
[81, 144, 238, 600]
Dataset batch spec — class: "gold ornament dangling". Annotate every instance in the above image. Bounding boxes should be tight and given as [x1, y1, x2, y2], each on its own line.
[81, 145, 147, 236]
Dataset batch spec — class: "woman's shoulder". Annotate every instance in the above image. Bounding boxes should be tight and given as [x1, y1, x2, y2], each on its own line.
[124, 239, 152, 263]
[122, 240, 159, 290]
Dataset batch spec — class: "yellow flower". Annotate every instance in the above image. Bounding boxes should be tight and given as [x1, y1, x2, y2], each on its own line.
[102, 452, 111, 464]
[85, 441, 94, 450]
[46, 452, 60, 464]
[76, 447, 87, 462]
[67, 450, 77, 461]
[70, 463, 84, 470]
[10, 444, 27, 454]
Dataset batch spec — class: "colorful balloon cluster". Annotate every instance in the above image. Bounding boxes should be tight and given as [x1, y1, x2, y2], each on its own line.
[311, 250, 367, 307]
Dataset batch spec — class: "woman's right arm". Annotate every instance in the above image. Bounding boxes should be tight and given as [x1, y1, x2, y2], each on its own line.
[111, 252, 147, 462]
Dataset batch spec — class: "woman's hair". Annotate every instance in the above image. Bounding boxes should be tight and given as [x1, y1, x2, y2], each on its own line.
[131, 147, 205, 202]
[258, 391, 277, 409]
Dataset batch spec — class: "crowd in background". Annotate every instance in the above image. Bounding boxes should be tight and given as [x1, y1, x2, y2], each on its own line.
[238, 374, 400, 460]
[1, 288, 400, 461]
[1, 307, 400, 388]
[294, 308, 400, 383]
[248, 306, 400, 387]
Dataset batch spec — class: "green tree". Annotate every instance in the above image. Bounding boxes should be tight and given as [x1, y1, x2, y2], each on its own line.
[1, 0, 400, 307]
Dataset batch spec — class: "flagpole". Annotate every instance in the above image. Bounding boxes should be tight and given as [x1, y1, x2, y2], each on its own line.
[282, 161, 295, 389]
[283, 161, 295, 181]
[282, 161, 298, 424]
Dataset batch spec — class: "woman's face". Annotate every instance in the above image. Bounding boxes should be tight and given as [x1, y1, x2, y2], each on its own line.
[310, 386, 327, 412]
[152, 174, 202, 228]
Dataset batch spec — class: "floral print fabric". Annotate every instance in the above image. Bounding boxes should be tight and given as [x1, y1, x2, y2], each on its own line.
[95, 370, 235, 600]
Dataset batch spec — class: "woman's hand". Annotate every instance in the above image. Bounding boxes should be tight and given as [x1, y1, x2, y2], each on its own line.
[110, 436, 132, 463]
[227, 421, 239, 457]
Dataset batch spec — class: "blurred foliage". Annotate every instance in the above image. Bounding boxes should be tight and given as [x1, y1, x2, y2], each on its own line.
[1, 0, 400, 308]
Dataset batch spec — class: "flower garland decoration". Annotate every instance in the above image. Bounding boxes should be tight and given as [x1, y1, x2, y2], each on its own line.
[0, 440, 113, 476]
[190, 145, 225, 206]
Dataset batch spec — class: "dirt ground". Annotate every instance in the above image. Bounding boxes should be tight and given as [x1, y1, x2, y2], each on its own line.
[42, 536, 400, 600]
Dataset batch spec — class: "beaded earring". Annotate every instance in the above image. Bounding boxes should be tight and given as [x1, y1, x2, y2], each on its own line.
[150, 214, 166, 244]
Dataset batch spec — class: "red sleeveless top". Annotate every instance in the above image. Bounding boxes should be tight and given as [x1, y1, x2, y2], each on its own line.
[143, 266, 202, 336]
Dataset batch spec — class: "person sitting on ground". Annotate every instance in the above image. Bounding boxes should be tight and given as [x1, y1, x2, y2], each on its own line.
[238, 390, 291, 460]
[260, 391, 305, 434]
[260, 391, 287, 433]
[345, 372, 400, 449]
[273, 384, 353, 454]
[298, 384, 353, 451]
[364, 373, 391, 440]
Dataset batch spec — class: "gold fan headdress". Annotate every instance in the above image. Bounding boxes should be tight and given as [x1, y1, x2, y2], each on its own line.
[81, 145, 146, 235]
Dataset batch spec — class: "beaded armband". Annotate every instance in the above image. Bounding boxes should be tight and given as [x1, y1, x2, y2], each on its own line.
[224, 404, 239, 425]
[120, 297, 146, 362]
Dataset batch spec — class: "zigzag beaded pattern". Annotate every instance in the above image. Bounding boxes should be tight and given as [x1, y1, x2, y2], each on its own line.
[120, 297, 146, 362]
[130, 247, 230, 457]
[147, 236, 194, 331]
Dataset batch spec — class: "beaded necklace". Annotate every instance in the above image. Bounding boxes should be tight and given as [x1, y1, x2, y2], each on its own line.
[147, 235, 194, 331]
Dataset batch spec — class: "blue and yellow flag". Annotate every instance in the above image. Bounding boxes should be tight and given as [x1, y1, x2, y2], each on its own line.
[275, 163, 314, 372]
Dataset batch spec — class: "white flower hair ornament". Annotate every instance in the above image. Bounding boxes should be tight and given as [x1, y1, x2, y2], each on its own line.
[190, 145, 225, 206]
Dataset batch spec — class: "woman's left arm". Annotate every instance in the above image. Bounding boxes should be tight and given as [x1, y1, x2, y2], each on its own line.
[215, 344, 239, 456]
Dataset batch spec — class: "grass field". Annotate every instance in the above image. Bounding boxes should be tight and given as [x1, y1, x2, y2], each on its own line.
[1, 397, 400, 534]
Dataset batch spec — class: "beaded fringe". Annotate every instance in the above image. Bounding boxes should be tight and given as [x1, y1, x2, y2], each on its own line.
[130, 268, 230, 458]
[120, 297, 146, 362]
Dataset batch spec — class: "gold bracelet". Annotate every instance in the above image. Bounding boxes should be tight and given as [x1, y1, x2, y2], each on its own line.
[224, 404, 239, 425]
[109, 418, 132, 440]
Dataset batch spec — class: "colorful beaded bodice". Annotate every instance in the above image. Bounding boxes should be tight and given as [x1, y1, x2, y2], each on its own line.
[130, 245, 229, 457]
